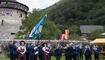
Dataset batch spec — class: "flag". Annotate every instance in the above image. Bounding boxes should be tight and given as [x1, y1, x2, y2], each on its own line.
[29, 14, 47, 40]
[65, 29, 69, 40]
[61, 34, 65, 40]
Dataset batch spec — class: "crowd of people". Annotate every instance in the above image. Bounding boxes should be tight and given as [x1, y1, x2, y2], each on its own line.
[8, 40, 100, 60]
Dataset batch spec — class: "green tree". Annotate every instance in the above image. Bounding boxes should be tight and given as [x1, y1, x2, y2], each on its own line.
[88, 29, 105, 40]
[15, 9, 61, 40]
[68, 25, 80, 39]
[46, 0, 105, 31]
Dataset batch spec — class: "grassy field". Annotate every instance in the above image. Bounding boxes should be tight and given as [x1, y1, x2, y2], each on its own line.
[0, 56, 105, 60]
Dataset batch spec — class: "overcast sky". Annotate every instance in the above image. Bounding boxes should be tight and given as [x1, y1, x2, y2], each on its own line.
[17, 0, 60, 11]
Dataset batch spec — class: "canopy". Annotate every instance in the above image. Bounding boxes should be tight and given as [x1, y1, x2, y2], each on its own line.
[90, 38, 105, 43]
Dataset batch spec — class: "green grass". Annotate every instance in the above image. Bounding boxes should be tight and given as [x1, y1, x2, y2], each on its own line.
[0, 58, 9, 60]
[0, 55, 105, 60]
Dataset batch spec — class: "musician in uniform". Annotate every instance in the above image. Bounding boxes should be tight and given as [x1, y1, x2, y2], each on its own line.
[79, 44, 84, 60]
[73, 43, 79, 60]
[38, 43, 44, 60]
[64, 43, 73, 60]
[55, 43, 62, 60]
[30, 42, 38, 60]
[26, 43, 30, 60]
[12, 41, 18, 60]
[64, 44, 69, 60]
[84, 44, 92, 60]
[47, 43, 52, 60]
[89, 44, 93, 60]
[8, 40, 14, 60]
[93, 44, 100, 60]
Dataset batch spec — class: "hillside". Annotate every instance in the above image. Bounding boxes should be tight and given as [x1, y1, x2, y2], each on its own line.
[47, 0, 105, 29]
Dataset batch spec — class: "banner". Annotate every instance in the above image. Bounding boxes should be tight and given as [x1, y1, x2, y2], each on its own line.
[29, 14, 47, 40]
[65, 29, 69, 40]
[61, 34, 65, 40]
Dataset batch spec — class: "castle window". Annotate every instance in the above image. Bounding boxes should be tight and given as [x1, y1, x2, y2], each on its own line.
[11, 33, 16, 35]
[8, 2, 16, 4]
[1, 20, 4, 25]
[1, 10, 6, 15]
[6, 10, 10, 15]
[1, 2, 6, 4]
[19, 13, 22, 18]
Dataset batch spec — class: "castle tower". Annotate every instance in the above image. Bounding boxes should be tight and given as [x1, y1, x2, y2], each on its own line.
[0, 0, 29, 39]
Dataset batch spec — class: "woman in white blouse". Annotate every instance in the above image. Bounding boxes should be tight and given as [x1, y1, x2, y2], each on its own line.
[17, 41, 26, 60]
[43, 43, 51, 60]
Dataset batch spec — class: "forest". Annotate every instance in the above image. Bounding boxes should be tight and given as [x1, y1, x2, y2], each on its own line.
[15, 0, 105, 40]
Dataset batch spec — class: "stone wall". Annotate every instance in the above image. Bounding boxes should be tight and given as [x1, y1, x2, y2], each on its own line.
[0, 8, 26, 21]
[0, 8, 26, 39]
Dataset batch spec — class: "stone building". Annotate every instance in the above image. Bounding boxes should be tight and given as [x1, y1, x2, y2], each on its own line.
[0, 0, 29, 39]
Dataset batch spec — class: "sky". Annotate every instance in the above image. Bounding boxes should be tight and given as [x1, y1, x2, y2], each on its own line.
[17, 0, 60, 11]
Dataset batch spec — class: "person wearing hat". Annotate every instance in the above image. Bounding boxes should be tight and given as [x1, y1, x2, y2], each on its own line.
[17, 41, 26, 60]
[30, 42, 38, 60]
[43, 43, 51, 60]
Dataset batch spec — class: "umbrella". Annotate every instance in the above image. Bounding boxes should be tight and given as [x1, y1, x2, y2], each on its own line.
[90, 38, 105, 43]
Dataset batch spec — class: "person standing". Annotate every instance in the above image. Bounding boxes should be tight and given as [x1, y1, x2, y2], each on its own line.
[84, 44, 92, 60]
[26, 43, 30, 60]
[55, 43, 62, 60]
[43, 43, 50, 60]
[47, 43, 52, 60]
[12, 42, 18, 60]
[89, 44, 93, 60]
[73, 43, 79, 60]
[38, 43, 44, 60]
[8, 40, 14, 60]
[64, 43, 73, 60]
[93, 45, 100, 60]
[17, 41, 26, 60]
[64, 44, 69, 60]
[30, 42, 38, 60]
[79, 44, 84, 60]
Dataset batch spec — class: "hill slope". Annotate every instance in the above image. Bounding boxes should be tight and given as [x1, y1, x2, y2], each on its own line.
[47, 0, 105, 28]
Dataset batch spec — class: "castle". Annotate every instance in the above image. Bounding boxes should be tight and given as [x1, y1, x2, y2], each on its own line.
[0, 0, 29, 39]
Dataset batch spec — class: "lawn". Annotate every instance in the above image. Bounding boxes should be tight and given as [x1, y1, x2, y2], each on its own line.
[0, 55, 105, 60]
[0, 58, 9, 60]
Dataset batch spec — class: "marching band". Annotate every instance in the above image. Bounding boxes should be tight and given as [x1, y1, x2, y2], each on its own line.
[8, 41, 100, 60]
